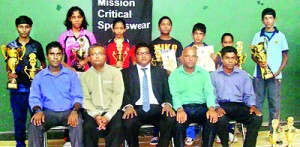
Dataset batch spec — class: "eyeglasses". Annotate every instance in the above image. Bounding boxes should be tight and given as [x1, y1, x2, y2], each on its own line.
[89, 52, 105, 57]
[136, 52, 150, 56]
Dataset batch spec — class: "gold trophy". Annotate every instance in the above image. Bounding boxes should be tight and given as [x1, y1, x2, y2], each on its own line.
[1, 44, 26, 89]
[280, 117, 299, 147]
[249, 42, 273, 79]
[24, 53, 42, 81]
[236, 41, 247, 69]
[270, 119, 279, 146]
[113, 38, 128, 63]
[152, 46, 163, 67]
[76, 38, 86, 62]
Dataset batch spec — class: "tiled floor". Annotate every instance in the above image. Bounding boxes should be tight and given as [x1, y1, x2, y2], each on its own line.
[0, 131, 299, 147]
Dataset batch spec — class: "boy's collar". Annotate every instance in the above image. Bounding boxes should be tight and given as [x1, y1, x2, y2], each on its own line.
[260, 27, 279, 37]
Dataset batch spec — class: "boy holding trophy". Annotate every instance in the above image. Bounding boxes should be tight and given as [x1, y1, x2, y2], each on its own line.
[250, 8, 289, 143]
[4, 16, 46, 147]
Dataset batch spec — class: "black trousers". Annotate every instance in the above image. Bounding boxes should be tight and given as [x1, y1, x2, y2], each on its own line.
[215, 102, 262, 147]
[83, 110, 124, 147]
[173, 103, 215, 147]
[123, 104, 175, 147]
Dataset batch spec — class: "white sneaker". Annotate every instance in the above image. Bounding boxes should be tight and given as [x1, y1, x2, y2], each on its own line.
[229, 133, 238, 143]
[185, 137, 194, 145]
[215, 135, 221, 144]
[63, 142, 71, 147]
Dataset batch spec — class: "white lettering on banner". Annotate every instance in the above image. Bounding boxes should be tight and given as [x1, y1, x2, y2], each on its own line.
[98, 9, 132, 18]
[97, 21, 151, 31]
[98, 0, 135, 7]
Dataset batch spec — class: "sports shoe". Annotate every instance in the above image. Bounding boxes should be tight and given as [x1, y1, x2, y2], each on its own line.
[185, 137, 194, 145]
[63, 142, 71, 147]
[229, 133, 238, 143]
[149, 137, 159, 145]
[215, 135, 221, 144]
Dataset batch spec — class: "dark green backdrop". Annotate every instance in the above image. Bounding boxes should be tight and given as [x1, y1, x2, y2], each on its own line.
[0, 0, 299, 133]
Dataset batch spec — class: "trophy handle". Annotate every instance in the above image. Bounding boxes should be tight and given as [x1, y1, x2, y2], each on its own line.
[248, 45, 256, 55]
[112, 51, 118, 62]
[1, 44, 8, 60]
[24, 66, 31, 78]
[123, 51, 128, 61]
[19, 45, 26, 60]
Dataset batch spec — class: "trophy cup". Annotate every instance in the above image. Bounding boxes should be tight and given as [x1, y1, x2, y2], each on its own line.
[113, 39, 128, 68]
[236, 41, 247, 69]
[24, 53, 42, 81]
[152, 47, 163, 67]
[249, 42, 273, 79]
[1, 44, 26, 89]
[280, 117, 299, 147]
[270, 119, 279, 146]
[72, 38, 86, 71]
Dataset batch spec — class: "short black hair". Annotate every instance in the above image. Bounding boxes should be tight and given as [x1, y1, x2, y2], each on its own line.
[15, 16, 33, 27]
[113, 18, 126, 28]
[64, 6, 88, 30]
[46, 41, 63, 55]
[262, 8, 276, 19]
[221, 33, 234, 43]
[134, 42, 151, 54]
[158, 16, 172, 26]
[220, 46, 237, 58]
[192, 23, 206, 34]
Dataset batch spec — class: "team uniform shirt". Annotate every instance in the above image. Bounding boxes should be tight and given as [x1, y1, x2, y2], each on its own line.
[251, 27, 289, 79]
[104, 38, 135, 69]
[150, 37, 183, 68]
[6, 38, 46, 92]
[29, 65, 83, 112]
[211, 66, 256, 107]
[58, 28, 97, 71]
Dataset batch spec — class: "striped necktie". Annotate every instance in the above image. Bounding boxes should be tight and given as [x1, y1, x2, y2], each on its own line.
[141, 68, 150, 112]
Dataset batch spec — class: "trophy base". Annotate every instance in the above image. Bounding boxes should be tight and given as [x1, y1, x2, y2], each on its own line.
[264, 73, 274, 80]
[7, 83, 18, 89]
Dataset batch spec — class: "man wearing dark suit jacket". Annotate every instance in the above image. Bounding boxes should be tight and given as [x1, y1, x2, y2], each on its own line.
[122, 42, 176, 147]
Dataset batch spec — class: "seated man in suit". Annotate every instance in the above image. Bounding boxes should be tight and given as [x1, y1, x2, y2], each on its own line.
[169, 46, 218, 147]
[28, 41, 83, 147]
[211, 46, 262, 147]
[122, 42, 176, 147]
[80, 44, 124, 147]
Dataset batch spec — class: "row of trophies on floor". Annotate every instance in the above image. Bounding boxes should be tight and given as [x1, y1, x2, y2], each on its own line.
[271, 117, 299, 147]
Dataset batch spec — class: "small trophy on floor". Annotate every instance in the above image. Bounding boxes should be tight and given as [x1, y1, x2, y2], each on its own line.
[280, 117, 299, 147]
[270, 119, 280, 147]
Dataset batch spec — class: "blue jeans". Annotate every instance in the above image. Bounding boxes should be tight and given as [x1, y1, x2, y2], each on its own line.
[253, 77, 281, 132]
[10, 91, 31, 147]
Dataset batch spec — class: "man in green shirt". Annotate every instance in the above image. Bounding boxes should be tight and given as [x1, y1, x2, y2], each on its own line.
[169, 46, 217, 147]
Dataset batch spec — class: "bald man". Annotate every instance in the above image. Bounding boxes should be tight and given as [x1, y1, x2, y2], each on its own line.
[169, 47, 217, 147]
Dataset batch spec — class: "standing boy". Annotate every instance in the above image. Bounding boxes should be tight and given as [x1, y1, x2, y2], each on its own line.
[6, 16, 46, 147]
[150, 16, 183, 71]
[251, 8, 289, 141]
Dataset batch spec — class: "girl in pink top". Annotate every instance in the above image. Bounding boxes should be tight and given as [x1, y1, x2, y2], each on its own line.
[58, 6, 97, 72]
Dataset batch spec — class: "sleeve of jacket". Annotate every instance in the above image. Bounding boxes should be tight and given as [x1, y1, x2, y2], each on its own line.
[161, 68, 172, 104]
[121, 68, 132, 108]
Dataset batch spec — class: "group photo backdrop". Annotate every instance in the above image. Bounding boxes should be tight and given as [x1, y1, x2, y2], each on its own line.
[0, 0, 299, 134]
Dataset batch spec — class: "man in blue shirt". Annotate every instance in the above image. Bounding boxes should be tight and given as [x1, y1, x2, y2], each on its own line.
[211, 46, 262, 147]
[28, 41, 83, 147]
